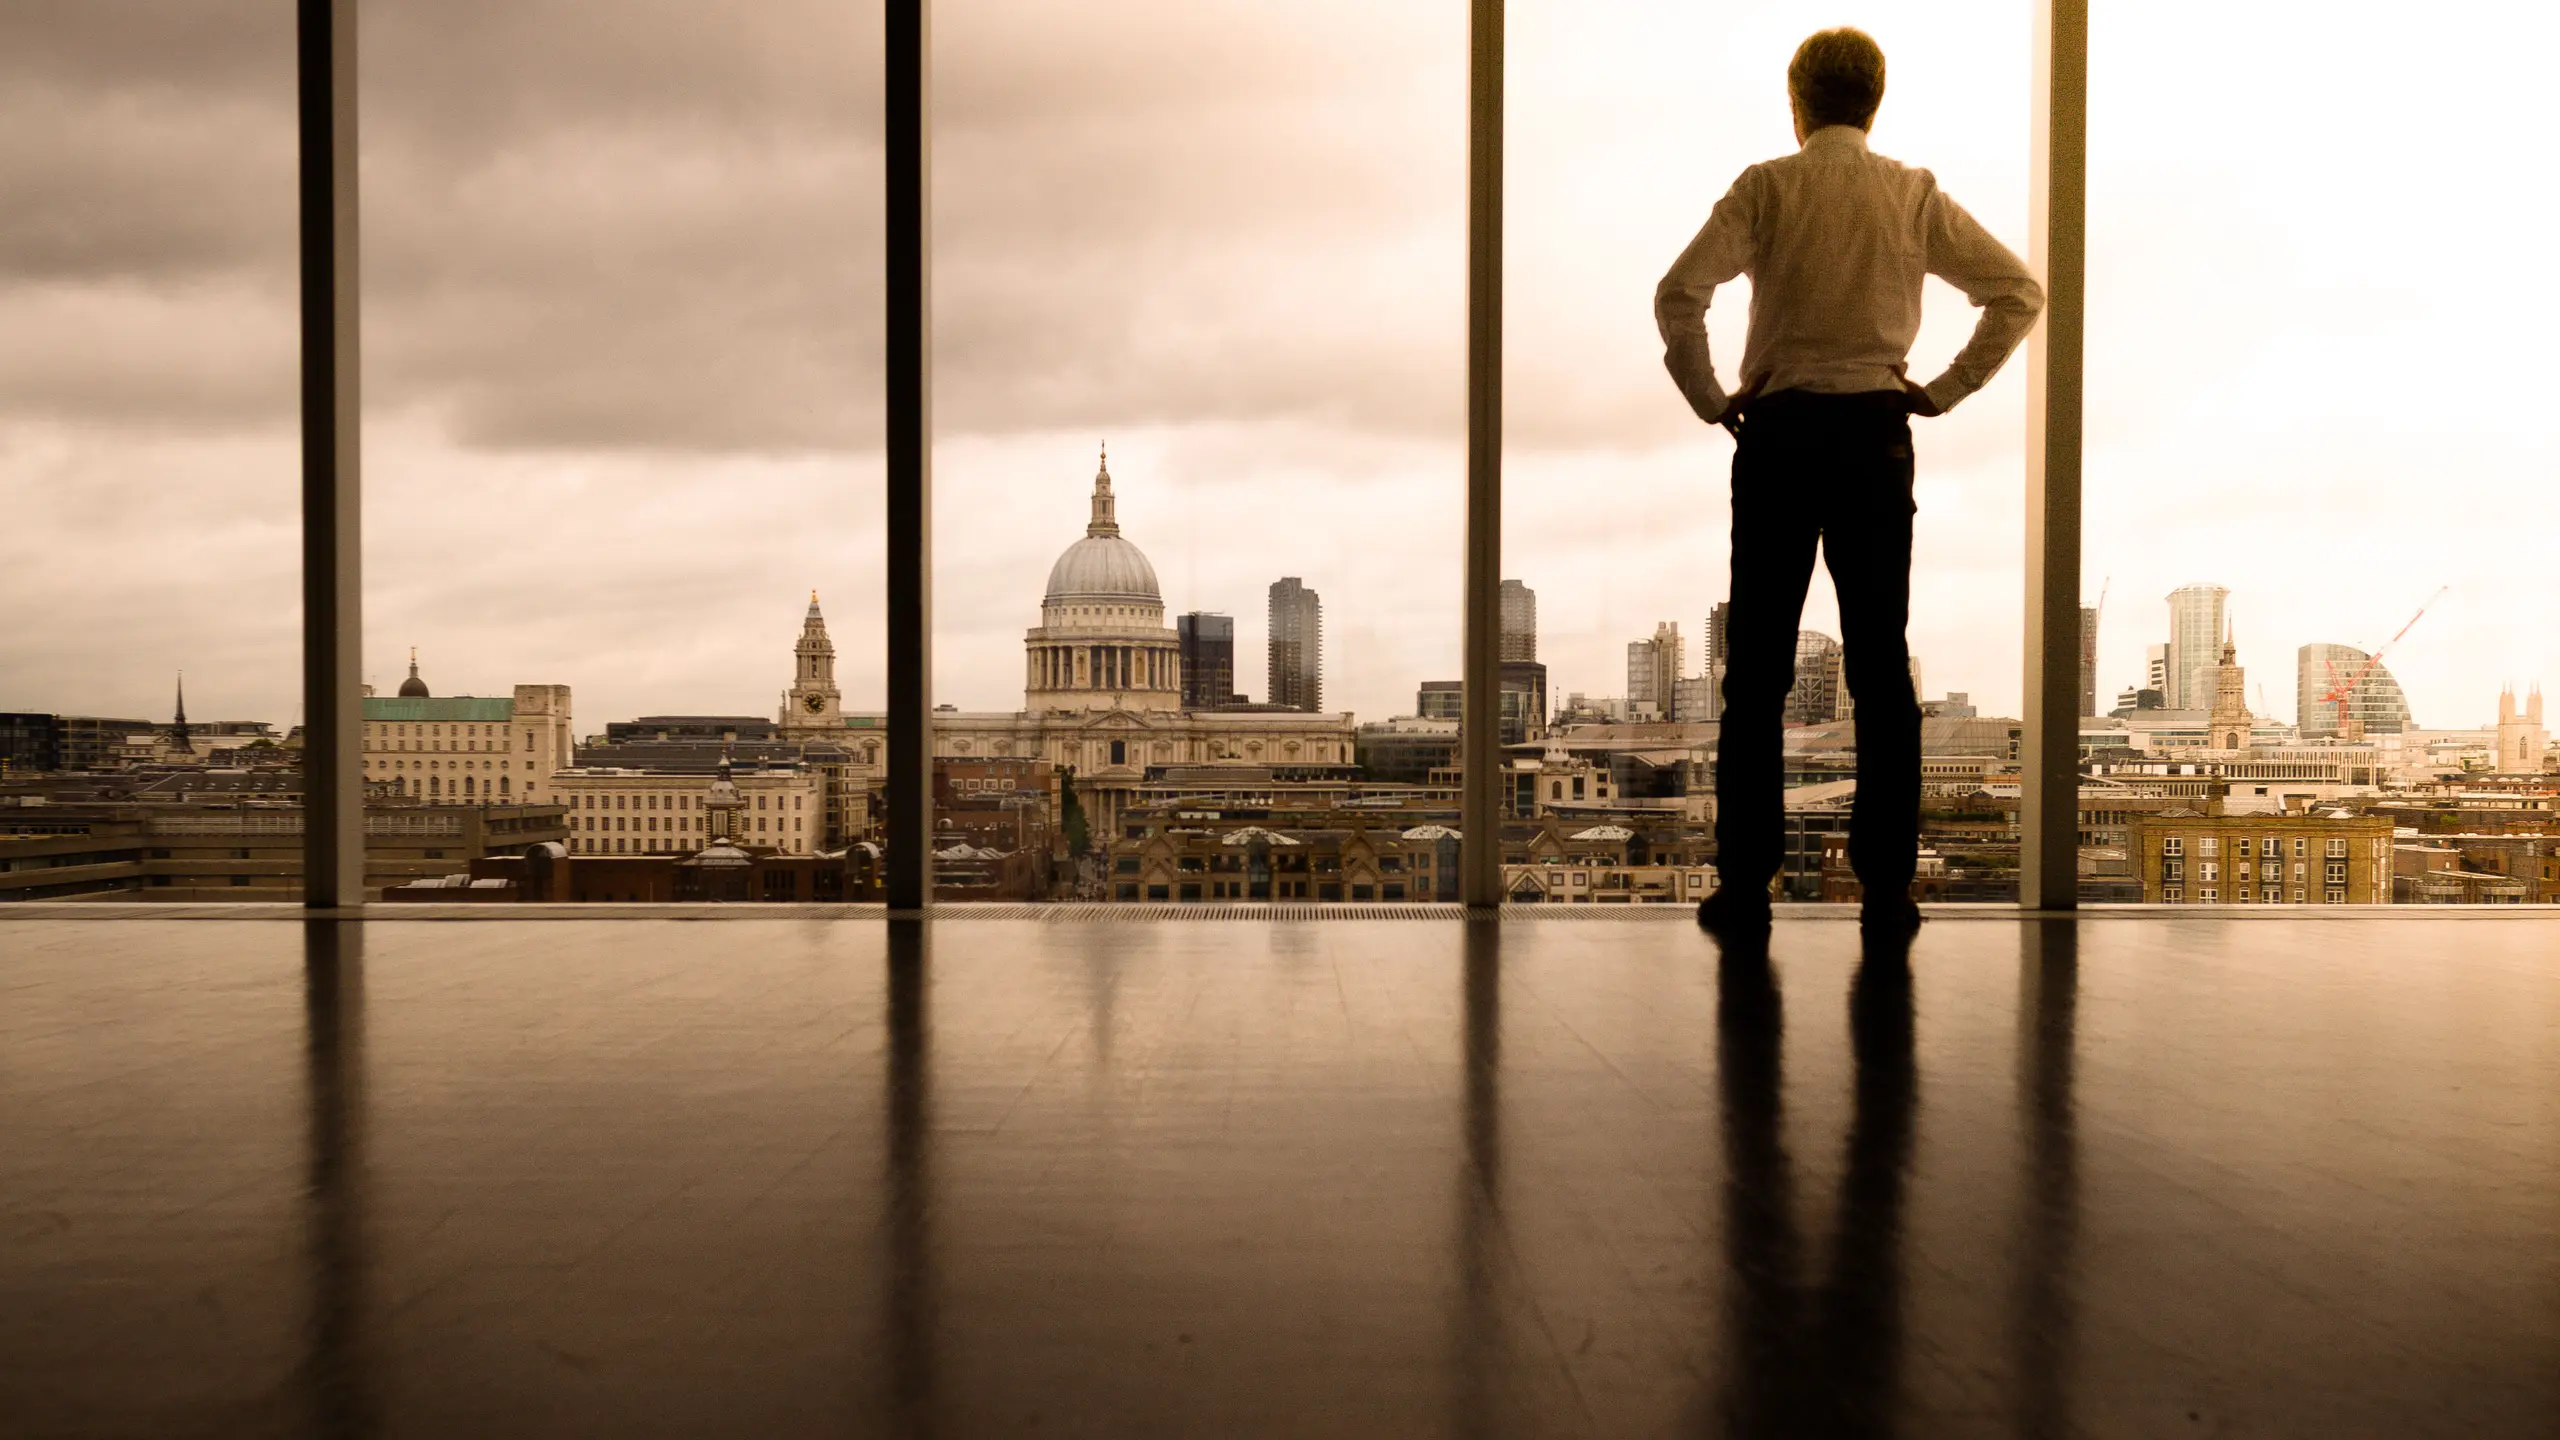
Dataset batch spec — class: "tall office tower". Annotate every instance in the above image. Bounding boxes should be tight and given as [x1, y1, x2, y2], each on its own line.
[2146, 643, 2170, 698]
[2079, 605, 2100, 717]
[1419, 666, 1547, 743]
[1625, 622, 1683, 719]
[1705, 602, 1732, 711]
[2165, 584, 2229, 710]
[1786, 630, 1843, 724]
[2296, 644, 2415, 739]
[1500, 661, 1549, 743]
[1267, 578, 1323, 712]
[1499, 579, 1537, 663]
[1177, 612, 1235, 710]
[1673, 674, 1716, 724]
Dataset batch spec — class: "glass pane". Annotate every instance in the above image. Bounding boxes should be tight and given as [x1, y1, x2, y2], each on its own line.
[2089, 5, 2559, 905]
[929, 6, 1464, 903]
[360, 5, 885, 904]
[0, 8, 302, 900]
[1504, 7, 2031, 904]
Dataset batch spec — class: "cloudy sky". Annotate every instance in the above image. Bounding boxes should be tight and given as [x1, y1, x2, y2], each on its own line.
[3, 1, 2553, 736]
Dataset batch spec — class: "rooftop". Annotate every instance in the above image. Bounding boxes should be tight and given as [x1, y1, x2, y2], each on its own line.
[361, 695, 514, 723]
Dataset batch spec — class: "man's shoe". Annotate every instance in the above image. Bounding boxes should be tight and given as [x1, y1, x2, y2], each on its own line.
[1697, 888, 1773, 937]
[1860, 896, 1923, 939]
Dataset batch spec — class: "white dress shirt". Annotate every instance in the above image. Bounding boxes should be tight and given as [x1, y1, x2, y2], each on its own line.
[1655, 125, 2044, 421]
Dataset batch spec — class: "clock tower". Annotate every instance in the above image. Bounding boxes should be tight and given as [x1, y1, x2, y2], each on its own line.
[782, 591, 843, 738]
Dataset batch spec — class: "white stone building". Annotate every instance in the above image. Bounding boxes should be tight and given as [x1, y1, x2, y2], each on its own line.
[930, 451, 1358, 837]
[551, 764, 823, 856]
[361, 654, 575, 806]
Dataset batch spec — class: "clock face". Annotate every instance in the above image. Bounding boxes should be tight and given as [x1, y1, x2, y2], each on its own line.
[803, 694, 827, 714]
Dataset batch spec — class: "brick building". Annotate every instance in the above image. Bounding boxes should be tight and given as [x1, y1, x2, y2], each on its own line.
[2129, 809, 2394, 904]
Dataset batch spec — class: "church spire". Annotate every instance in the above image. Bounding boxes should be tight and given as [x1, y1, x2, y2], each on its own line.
[787, 591, 839, 729]
[172, 671, 190, 752]
[1087, 441, 1120, 538]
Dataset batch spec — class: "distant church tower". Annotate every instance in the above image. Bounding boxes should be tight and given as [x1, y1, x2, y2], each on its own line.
[782, 591, 843, 738]
[2208, 624, 2252, 750]
[2498, 685, 2547, 774]
[171, 673, 191, 754]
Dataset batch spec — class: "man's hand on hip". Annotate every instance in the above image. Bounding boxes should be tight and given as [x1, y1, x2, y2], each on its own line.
[1899, 378, 1944, 418]
[1717, 379, 1766, 438]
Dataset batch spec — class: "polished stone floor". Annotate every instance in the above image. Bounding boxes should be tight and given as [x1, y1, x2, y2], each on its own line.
[2, 914, 2555, 1438]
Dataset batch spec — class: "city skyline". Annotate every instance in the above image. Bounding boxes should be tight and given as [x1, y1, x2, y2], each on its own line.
[2, 4, 2553, 734]
[2, 534, 2542, 742]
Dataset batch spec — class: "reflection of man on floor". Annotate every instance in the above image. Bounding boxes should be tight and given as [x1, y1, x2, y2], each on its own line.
[1714, 934, 1918, 1432]
[1659, 28, 2042, 936]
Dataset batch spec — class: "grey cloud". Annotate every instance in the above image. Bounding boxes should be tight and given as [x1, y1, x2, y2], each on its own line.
[0, 282, 296, 427]
[3, 0, 1517, 453]
[1, 1, 2043, 460]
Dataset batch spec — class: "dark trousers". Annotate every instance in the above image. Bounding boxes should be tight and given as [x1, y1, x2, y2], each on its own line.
[1714, 389, 1922, 899]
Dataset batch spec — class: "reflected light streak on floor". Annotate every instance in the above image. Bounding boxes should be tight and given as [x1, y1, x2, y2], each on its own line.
[1, 915, 2555, 1437]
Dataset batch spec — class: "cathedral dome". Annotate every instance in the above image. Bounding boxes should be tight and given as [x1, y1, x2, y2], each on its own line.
[1043, 447, 1161, 603]
[1045, 534, 1160, 603]
[397, 649, 430, 698]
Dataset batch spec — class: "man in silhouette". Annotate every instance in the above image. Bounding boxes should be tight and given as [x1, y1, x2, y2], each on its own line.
[1659, 27, 2042, 937]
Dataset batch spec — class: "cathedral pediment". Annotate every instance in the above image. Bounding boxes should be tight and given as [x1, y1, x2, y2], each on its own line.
[1075, 709, 1167, 733]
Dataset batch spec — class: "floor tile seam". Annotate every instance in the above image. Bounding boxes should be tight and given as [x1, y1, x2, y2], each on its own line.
[372, 1257, 582, 1323]
[1467, 1185, 1612, 1430]
[2072, 1125, 2473, 1264]
[1509, 985, 1694, 1115]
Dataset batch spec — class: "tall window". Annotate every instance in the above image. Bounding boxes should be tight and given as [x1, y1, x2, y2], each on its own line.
[1504, 7, 2030, 903]
[2087, 6, 2559, 908]
[0, 10, 302, 901]
[331, 6, 887, 902]
[930, 7, 1461, 905]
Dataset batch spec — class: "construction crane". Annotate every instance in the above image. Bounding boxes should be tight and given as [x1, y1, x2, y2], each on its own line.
[2320, 586, 2448, 741]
